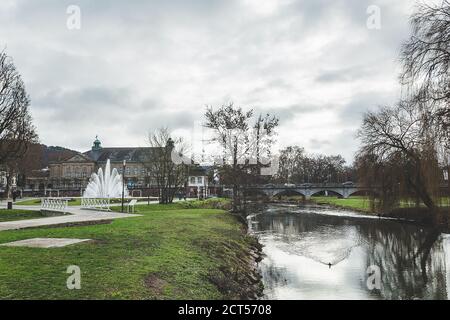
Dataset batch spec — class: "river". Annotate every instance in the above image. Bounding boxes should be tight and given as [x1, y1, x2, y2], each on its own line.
[248, 204, 450, 300]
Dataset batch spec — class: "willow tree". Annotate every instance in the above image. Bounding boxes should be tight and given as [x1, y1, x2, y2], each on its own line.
[357, 1, 450, 218]
[357, 102, 441, 214]
[400, 0, 450, 192]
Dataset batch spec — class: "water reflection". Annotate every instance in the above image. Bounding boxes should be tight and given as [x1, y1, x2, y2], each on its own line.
[249, 205, 450, 300]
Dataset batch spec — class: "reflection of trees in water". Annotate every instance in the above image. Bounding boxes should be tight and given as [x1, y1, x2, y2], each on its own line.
[255, 210, 449, 299]
[257, 213, 365, 265]
[357, 222, 447, 300]
[256, 211, 350, 236]
[259, 257, 289, 296]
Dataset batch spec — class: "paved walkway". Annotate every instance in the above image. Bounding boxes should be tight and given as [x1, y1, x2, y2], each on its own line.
[0, 198, 195, 232]
[0, 199, 195, 231]
[0, 205, 142, 232]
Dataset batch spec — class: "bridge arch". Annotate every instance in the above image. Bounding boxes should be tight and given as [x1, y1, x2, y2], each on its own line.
[309, 189, 344, 198]
[243, 189, 270, 199]
[271, 189, 307, 199]
[347, 189, 379, 198]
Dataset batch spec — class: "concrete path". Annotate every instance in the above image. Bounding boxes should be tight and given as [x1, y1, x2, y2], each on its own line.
[0, 198, 197, 232]
[0, 205, 141, 232]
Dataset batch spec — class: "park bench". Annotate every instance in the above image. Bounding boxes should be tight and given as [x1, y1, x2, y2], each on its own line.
[41, 198, 69, 214]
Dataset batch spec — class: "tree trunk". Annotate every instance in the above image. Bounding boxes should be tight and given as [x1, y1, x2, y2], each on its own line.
[447, 165, 450, 199]
[5, 170, 12, 200]
[407, 157, 437, 212]
[232, 184, 239, 212]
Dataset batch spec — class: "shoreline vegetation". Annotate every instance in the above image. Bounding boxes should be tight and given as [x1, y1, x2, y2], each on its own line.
[0, 198, 264, 299]
[271, 196, 450, 227]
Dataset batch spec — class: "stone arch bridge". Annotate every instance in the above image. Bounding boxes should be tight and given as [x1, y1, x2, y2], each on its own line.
[245, 184, 375, 200]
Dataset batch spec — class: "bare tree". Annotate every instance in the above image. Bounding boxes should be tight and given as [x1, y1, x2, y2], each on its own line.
[276, 146, 351, 185]
[204, 103, 278, 213]
[0, 51, 38, 198]
[143, 128, 188, 204]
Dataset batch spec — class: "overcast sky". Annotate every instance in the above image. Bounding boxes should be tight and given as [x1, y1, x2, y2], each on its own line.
[0, 0, 418, 162]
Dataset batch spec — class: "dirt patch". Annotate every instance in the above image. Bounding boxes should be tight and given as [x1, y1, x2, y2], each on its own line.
[89, 239, 109, 245]
[144, 273, 167, 295]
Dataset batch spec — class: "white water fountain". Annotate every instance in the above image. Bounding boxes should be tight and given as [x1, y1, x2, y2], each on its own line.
[83, 159, 128, 198]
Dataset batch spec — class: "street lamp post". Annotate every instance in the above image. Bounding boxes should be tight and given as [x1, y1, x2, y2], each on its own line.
[121, 160, 126, 213]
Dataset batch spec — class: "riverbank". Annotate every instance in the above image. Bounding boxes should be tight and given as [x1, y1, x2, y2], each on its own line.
[0, 199, 263, 299]
[309, 196, 450, 227]
[309, 196, 372, 214]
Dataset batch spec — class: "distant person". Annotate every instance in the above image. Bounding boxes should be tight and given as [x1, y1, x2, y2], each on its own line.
[12, 190, 17, 202]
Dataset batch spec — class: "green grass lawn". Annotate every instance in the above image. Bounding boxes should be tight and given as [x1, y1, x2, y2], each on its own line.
[13, 198, 43, 206]
[14, 198, 83, 206]
[0, 200, 257, 299]
[311, 196, 373, 212]
[311, 196, 450, 213]
[0, 209, 51, 222]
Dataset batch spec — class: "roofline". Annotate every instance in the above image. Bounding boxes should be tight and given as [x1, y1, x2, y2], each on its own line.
[82, 146, 159, 154]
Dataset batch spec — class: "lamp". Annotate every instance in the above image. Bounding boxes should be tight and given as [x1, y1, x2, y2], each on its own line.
[121, 160, 126, 213]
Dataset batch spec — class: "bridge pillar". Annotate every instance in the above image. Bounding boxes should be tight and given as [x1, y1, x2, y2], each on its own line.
[302, 189, 312, 201]
[342, 189, 350, 199]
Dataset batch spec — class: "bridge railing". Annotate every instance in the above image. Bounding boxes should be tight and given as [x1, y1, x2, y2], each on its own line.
[245, 183, 364, 189]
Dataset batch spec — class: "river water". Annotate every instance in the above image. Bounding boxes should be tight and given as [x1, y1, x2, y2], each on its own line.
[248, 204, 450, 300]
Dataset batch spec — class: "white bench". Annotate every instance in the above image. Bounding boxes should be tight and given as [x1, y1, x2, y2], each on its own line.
[41, 198, 68, 214]
[127, 199, 138, 213]
[81, 198, 111, 211]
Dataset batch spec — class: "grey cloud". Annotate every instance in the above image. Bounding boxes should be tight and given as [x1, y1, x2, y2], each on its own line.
[338, 90, 398, 126]
[316, 65, 375, 83]
[0, 0, 414, 159]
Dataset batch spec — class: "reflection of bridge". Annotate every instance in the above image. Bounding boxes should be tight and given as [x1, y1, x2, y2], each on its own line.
[245, 184, 374, 200]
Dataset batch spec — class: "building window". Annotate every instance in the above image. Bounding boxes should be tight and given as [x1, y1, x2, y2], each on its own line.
[190, 177, 196, 184]
[197, 177, 203, 184]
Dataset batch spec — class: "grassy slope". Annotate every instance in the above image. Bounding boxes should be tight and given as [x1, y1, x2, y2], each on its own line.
[0, 209, 49, 222]
[0, 200, 257, 299]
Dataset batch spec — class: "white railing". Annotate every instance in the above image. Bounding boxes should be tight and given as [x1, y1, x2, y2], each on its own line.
[127, 199, 138, 213]
[41, 198, 68, 214]
[81, 198, 111, 211]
